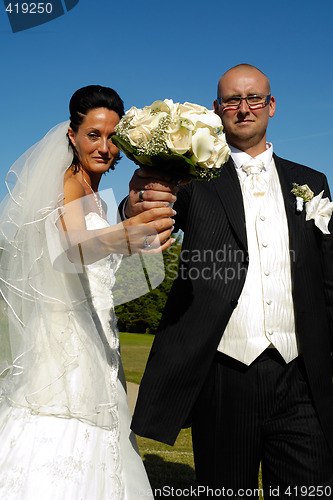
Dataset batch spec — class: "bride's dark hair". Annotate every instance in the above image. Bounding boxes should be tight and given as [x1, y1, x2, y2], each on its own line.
[68, 85, 125, 171]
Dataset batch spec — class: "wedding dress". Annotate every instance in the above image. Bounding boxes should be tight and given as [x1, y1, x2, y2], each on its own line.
[0, 123, 153, 499]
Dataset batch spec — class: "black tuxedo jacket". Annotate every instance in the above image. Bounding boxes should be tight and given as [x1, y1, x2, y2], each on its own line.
[131, 154, 333, 452]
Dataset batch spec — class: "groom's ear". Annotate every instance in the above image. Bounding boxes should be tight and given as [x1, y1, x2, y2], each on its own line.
[67, 127, 76, 148]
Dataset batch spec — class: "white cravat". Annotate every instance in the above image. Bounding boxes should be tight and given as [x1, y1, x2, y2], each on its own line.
[230, 143, 273, 183]
[241, 159, 267, 197]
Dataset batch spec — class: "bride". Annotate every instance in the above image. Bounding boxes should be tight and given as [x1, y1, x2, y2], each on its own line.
[0, 85, 175, 499]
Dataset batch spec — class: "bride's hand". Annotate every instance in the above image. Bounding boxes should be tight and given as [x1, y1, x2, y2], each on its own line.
[123, 205, 176, 253]
[60, 205, 175, 264]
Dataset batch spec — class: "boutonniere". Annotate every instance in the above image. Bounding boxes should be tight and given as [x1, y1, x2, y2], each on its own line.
[291, 183, 333, 234]
[291, 183, 314, 211]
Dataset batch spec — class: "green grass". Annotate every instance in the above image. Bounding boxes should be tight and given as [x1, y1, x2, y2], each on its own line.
[119, 331, 263, 498]
[137, 429, 196, 493]
[119, 332, 154, 384]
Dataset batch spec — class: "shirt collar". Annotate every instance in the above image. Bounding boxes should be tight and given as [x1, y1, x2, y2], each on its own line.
[230, 143, 273, 171]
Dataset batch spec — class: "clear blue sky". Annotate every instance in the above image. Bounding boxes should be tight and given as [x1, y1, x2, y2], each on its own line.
[1, 0, 333, 204]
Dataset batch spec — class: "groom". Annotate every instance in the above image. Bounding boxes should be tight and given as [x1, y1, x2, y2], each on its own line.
[124, 64, 333, 496]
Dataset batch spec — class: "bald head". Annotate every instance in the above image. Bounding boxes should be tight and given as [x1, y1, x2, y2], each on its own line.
[218, 64, 271, 98]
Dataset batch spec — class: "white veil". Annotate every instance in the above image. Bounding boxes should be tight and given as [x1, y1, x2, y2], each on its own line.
[0, 121, 121, 431]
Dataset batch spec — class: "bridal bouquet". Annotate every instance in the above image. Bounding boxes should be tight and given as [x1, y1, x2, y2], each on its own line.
[112, 99, 230, 182]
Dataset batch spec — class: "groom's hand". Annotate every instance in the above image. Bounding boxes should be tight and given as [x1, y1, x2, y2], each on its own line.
[125, 167, 178, 218]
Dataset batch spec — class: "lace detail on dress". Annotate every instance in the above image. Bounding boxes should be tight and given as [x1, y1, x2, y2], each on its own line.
[0, 406, 124, 499]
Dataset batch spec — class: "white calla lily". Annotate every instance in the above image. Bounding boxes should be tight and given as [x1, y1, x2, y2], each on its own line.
[179, 118, 195, 131]
[192, 128, 214, 163]
[195, 112, 222, 130]
[164, 99, 175, 112]
[150, 100, 172, 114]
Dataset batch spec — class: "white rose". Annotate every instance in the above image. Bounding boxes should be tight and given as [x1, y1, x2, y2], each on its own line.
[135, 112, 170, 134]
[165, 122, 192, 154]
[130, 108, 152, 127]
[126, 106, 153, 127]
[125, 106, 140, 118]
[127, 126, 152, 148]
[191, 128, 214, 163]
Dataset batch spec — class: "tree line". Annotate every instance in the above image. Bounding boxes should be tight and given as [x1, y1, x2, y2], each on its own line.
[115, 234, 182, 334]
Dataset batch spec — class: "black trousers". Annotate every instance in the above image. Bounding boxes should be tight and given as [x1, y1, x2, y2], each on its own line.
[192, 349, 333, 499]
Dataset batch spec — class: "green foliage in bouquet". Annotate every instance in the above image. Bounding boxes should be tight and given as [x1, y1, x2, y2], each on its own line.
[112, 135, 221, 182]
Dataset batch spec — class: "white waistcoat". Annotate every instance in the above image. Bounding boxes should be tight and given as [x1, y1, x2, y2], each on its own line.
[217, 161, 299, 365]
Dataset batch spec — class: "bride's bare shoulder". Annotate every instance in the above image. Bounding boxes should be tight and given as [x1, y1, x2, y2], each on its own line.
[63, 167, 85, 205]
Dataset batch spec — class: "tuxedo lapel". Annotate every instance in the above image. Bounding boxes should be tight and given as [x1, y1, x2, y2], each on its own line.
[274, 154, 304, 278]
[274, 154, 298, 211]
[212, 158, 248, 251]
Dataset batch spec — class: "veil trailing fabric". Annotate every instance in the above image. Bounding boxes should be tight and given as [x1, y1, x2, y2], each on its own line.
[0, 121, 121, 433]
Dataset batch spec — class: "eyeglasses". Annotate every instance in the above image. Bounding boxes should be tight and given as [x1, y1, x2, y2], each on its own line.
[217, 94, 271, 110]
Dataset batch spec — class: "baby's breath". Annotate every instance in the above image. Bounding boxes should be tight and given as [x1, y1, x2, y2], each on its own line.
[144, 116, 171, 155]
[114, 116, 133, 138]
[195, 166, 221, 181]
